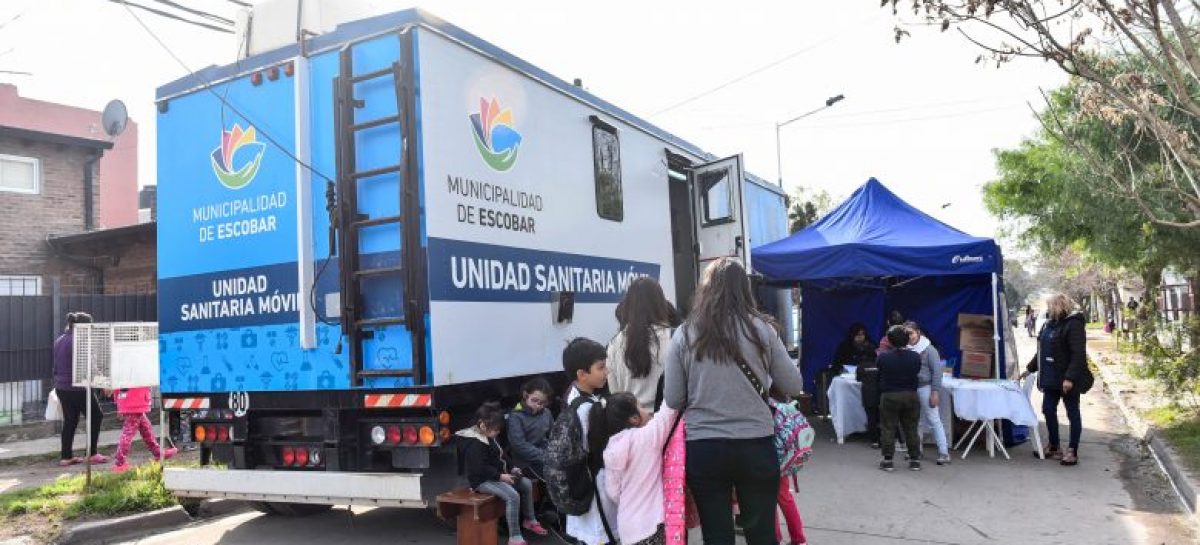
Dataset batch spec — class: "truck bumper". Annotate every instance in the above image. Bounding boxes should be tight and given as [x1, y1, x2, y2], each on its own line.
[164, 468, 428, 508]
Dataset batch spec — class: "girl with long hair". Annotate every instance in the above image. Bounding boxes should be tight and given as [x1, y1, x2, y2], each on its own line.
[608, 277, 675, 410]
[663, 258, 804, 545]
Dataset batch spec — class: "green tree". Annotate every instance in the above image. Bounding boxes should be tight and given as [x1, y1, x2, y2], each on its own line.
[883, 1, 1200, 229]
[788, 186, 833, 234]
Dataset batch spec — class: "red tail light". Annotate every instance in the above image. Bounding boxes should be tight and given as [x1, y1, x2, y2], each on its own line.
[281, 447, 296, 466]
[402, 425, 418, 445]
[217, 426, 229, 442]
[206, 426, 217, 443]
[295, 447, 309, 466]
[386, 425, 402, 445]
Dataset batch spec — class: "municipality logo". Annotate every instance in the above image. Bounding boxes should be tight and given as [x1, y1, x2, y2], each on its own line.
[469, 97, 522, 172]
[211, 124, 266, 190]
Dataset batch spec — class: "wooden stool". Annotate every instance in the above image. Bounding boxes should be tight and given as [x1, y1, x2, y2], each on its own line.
[436, 488, 502, 545]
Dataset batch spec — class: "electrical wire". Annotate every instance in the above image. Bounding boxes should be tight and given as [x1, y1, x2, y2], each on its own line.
[149, 0, 235, 26]
[226, 0, 252, 7]
[650, 13, 880, 117]
[120, 3, 334, 184]
[108, 0, 234, 33]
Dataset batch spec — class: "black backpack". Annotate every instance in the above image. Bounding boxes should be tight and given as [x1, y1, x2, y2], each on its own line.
[543, 396, 594, 516]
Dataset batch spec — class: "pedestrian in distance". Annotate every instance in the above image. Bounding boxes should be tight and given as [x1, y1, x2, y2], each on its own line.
[457, 402, 548, 545]
[111, 387, 179, 472]
[1021, 293, 1094, 466]
[875, 325, 924, 472]
[607, 277, 675, 411]
[53, 312, 108, 467]
[663, 258, 804, 545]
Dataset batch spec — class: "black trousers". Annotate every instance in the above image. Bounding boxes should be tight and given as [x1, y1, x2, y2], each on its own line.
[57, 388, 103, 459]
[687, 436, 780, 545]
[864, 405, 880, 443]
[879, 391, 921, 460]
[1042, 388, 1083, 450]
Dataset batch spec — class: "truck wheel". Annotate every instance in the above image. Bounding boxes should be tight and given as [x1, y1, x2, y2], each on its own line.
[249, 502, 333, 517]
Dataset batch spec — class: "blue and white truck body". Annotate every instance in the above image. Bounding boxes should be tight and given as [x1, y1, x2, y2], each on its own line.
[157, 6, 788, 510]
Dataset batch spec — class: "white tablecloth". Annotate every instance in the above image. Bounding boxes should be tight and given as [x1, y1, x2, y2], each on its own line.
[941, 377, 1038, 426]
[826, 375, 954, 444]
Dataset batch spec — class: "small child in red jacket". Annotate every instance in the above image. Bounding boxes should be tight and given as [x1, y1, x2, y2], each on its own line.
[112, 387, 177, 472]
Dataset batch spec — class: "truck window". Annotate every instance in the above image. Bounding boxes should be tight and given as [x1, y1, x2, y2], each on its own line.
[592, 122, 623, 221]
[700, 167, 734, 225]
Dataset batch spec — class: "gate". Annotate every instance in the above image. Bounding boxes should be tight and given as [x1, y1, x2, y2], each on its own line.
[0, 278, 156, 426]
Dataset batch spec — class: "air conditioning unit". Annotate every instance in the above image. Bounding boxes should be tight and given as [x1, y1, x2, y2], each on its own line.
[72, 323, 160, 389]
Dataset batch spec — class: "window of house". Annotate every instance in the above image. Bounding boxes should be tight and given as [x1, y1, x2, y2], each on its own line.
[699, 167, 734, 225]
[0, 154, 40, 194]
[0, 275, 42, 296]
[591, 119, 623, 221]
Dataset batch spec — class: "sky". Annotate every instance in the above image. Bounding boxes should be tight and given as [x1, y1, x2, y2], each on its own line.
[0, 0, 1067, 244]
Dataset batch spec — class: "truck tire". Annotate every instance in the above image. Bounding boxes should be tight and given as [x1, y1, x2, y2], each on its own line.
[248, 502, 333, 517]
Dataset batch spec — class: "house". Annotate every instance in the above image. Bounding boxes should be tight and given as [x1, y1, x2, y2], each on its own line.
[0, 84, 140, 295]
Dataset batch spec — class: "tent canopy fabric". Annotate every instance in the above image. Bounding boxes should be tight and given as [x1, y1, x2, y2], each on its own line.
[749, 178, 1008, 393]
[753, 178, 1001, 282]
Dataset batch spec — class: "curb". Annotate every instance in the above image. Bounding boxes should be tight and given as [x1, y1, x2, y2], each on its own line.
[1090, 348, 1198, 518]
[55, 499, 248, 544]
[57, 505, 191, 545]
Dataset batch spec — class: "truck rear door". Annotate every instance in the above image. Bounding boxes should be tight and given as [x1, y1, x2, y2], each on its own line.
[693, 154, 751, 270]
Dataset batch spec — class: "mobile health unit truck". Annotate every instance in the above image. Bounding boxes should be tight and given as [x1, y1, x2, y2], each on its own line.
[157, 3, 789, 513]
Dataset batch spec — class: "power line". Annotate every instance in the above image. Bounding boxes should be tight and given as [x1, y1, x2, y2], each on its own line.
[119, 2, 334, 186]
[0, 69, 31, 76]
[802, 104, 1024, 130]
[149, 0, 235, 26]
[226, 0, 253, 7]
[0, 10, 23, 32]
[107, 0, 234, 34]
[649, 13, 879, 117]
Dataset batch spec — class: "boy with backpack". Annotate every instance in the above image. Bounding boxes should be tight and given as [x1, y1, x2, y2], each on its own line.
[545, 338, 617, 545]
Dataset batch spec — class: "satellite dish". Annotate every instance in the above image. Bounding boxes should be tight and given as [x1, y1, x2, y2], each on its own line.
[101, 100, 128, 138]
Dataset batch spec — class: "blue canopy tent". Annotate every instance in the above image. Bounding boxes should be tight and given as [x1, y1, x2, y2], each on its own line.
[752, 178, 1011, 394]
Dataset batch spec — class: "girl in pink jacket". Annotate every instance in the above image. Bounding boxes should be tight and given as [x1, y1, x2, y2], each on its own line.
[112, 387, 177, 472]
[591, 392, 679, 545]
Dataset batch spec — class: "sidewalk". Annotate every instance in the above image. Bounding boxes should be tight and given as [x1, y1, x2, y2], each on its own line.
[1086, 327, 1200, 517]
[0, 428, 179, 495]
[0, 429, 123, 464]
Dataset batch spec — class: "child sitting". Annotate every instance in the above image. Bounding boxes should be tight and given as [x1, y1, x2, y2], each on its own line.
[113, 387, 178, 473]
[456, 402, 547, 545]
[508, 377, 554, 480]
[594, 392, 678, 545]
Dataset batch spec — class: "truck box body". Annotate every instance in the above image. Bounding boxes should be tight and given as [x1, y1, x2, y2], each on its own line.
[156, 8, 788, 506]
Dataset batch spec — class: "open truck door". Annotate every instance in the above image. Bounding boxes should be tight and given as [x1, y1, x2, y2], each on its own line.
[693, 154, 750, 270]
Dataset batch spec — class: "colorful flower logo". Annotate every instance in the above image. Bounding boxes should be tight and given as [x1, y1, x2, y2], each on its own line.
[210, 123, 266, 190]
[469, 97, 522, 172]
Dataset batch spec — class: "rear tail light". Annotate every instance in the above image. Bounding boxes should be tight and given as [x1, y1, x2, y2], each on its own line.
[281, 447, 296, 466]
[439, 427, 451, 442]
[217, 426, 229, 442]
[309, 448, 323, 466]
[438, 411, 451, 426]
[295, 447, 309, 466]
[386, 425, 402, 445]
[419, 426, 435, 445]
[402, 426, 418, 445]
[370, 426, 386, 445]
[193, 425, 207, 443]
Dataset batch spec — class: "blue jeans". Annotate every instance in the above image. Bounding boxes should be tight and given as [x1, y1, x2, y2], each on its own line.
[1042, 388, 1082, 450]
[476, 478, 535, 538]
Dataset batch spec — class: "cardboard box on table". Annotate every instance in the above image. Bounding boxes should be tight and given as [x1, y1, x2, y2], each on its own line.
[960, 351, 994, 378]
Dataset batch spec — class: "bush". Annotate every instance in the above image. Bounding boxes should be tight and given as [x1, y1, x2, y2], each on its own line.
[1129, 318, 1200, 407]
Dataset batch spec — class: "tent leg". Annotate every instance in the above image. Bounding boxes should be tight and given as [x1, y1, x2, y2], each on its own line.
[961, 420, 988, 459]
[992, 273, 1002, 379]
[954, 420, 978, 451]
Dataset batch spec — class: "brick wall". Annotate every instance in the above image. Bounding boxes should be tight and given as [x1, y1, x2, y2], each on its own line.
[0, 134, 102, 288]
[101, 237, 157, 295]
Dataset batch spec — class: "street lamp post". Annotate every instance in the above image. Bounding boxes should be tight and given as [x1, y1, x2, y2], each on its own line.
[776, 94, 845, 188]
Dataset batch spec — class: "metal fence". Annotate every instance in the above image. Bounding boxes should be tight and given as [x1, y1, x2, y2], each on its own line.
[0, 277, 156, 426]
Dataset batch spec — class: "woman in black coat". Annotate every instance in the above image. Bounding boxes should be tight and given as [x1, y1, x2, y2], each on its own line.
[1021, 293, 1094, 466]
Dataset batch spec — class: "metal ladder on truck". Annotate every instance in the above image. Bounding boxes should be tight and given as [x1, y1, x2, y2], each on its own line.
[332, 38, 425, 388]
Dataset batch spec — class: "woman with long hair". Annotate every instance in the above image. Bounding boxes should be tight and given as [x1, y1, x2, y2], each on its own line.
[663, 258, 804, 545]
[608, 277, 675, 410]
[1021, 294, 1094, 466]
